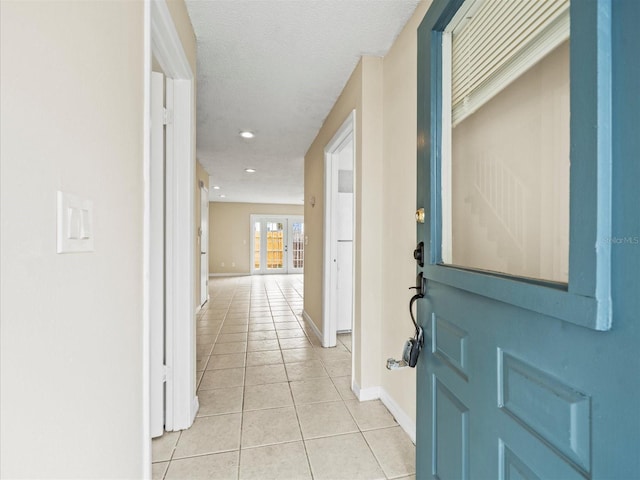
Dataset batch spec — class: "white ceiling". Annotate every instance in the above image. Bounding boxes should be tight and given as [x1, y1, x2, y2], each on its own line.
[185, 0, 421, 204]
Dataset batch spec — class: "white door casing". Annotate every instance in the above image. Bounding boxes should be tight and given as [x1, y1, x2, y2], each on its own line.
[200, 184, 209, 306]
[149, 70, 165, 439]
[323, 111, 356, 347]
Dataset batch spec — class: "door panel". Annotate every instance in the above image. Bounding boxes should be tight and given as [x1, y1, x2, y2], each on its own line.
[254, 221, 261, 270]
[265, 221, 285, 272]
[420, 284, 599, 478]
[433, 376, 469, 480]
[336, 241, 353, 332]
[288, 218, 304, 274]
[416, 4, 639, 478]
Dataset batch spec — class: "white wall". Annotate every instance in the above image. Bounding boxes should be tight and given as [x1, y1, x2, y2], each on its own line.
[1, 2, 146, 477]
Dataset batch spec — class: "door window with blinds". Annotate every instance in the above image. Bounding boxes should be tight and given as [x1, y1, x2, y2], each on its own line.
[440, 0, 570, 283]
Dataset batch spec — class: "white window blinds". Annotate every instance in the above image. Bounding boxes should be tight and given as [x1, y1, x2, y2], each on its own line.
[447, 0, 570, 126]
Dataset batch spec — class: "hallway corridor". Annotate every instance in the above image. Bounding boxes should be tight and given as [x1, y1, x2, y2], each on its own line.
[152, 275, 415, 479]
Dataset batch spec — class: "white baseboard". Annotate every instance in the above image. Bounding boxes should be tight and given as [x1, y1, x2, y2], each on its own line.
[209, 272, 250, 277]
[302, 310, 323, 342]
[352, 380, 381, 401]
[380, 387, 416, 444]
[350, 381, 416, 444]
[191, 395, 199, 424]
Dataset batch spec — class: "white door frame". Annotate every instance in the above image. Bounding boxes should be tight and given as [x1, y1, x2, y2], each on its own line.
[147, 0, 197, 443]
[200, 182, 209, 306]
[149, 70, 165, 440]
[323, 111, 356, 348]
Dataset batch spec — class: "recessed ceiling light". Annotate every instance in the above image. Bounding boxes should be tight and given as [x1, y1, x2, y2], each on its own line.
[239, 131, 255, 139]
[213, 185, 220, 190]
[244, 168, 256, 173]
[219, 194, 226, 198]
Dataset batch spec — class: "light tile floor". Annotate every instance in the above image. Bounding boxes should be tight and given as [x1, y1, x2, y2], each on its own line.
[153, 275, 415, 480]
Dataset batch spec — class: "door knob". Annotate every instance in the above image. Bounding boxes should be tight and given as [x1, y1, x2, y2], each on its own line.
[415, 208, 425, 224]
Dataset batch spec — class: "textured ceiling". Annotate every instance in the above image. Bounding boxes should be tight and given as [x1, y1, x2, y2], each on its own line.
[185, 0, 420, 204]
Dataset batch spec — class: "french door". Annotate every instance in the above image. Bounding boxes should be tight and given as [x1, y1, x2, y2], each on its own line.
[251, 215, 304, 274]
[288, 218, 305, 274]
[416, 1, 639, 479]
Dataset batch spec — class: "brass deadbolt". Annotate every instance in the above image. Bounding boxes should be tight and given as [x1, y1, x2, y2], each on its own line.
[415, 208, 425, 224]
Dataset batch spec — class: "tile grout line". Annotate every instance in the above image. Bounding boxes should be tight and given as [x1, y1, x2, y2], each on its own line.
[161, 275, 412, 480]
[360, 429, 393, 480]
[233, 279, 246, 480]
[163, 284, 224, 479]
[236, 278, 260, 480]
[195, 300, 229, 390]
[278, 276, 316, 480]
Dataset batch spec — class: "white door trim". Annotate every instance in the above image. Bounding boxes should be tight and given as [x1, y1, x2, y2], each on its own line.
[200, 183, 209, 307]
[142, 1, 151, 476]
[149, 70, 165, 440]
[149, 0, 197, 440]
[323, 110, 356, 348]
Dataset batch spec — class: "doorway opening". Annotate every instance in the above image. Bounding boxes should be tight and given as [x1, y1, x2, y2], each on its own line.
[251, 215, 304, 275]
[323, 111, 355, 348]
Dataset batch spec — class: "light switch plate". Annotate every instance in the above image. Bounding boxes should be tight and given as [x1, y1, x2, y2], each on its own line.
[57, 191, 94, 253]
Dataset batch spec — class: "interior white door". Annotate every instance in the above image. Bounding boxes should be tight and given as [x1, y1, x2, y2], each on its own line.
[336, 241, 353, 331]
[333, 136, 354, 333]
[150, 71, 165, 438]
[200, 185, 208, 306]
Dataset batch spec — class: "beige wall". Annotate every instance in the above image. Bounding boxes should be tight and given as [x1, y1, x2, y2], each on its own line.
[304, 56, 386, 393]
[304, 62, 362, 335]
[0, 1, 146, 477]
[209, 202, 304, 275]
[166, 0, 197, 73]
[304, 0, 431, 429]
[195, 161, 209, 305]
[379, 0, 431, 428]
[358, 57, 384, 391]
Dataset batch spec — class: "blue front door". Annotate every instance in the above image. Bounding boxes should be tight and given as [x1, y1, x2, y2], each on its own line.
[415, 0, 640, 478]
